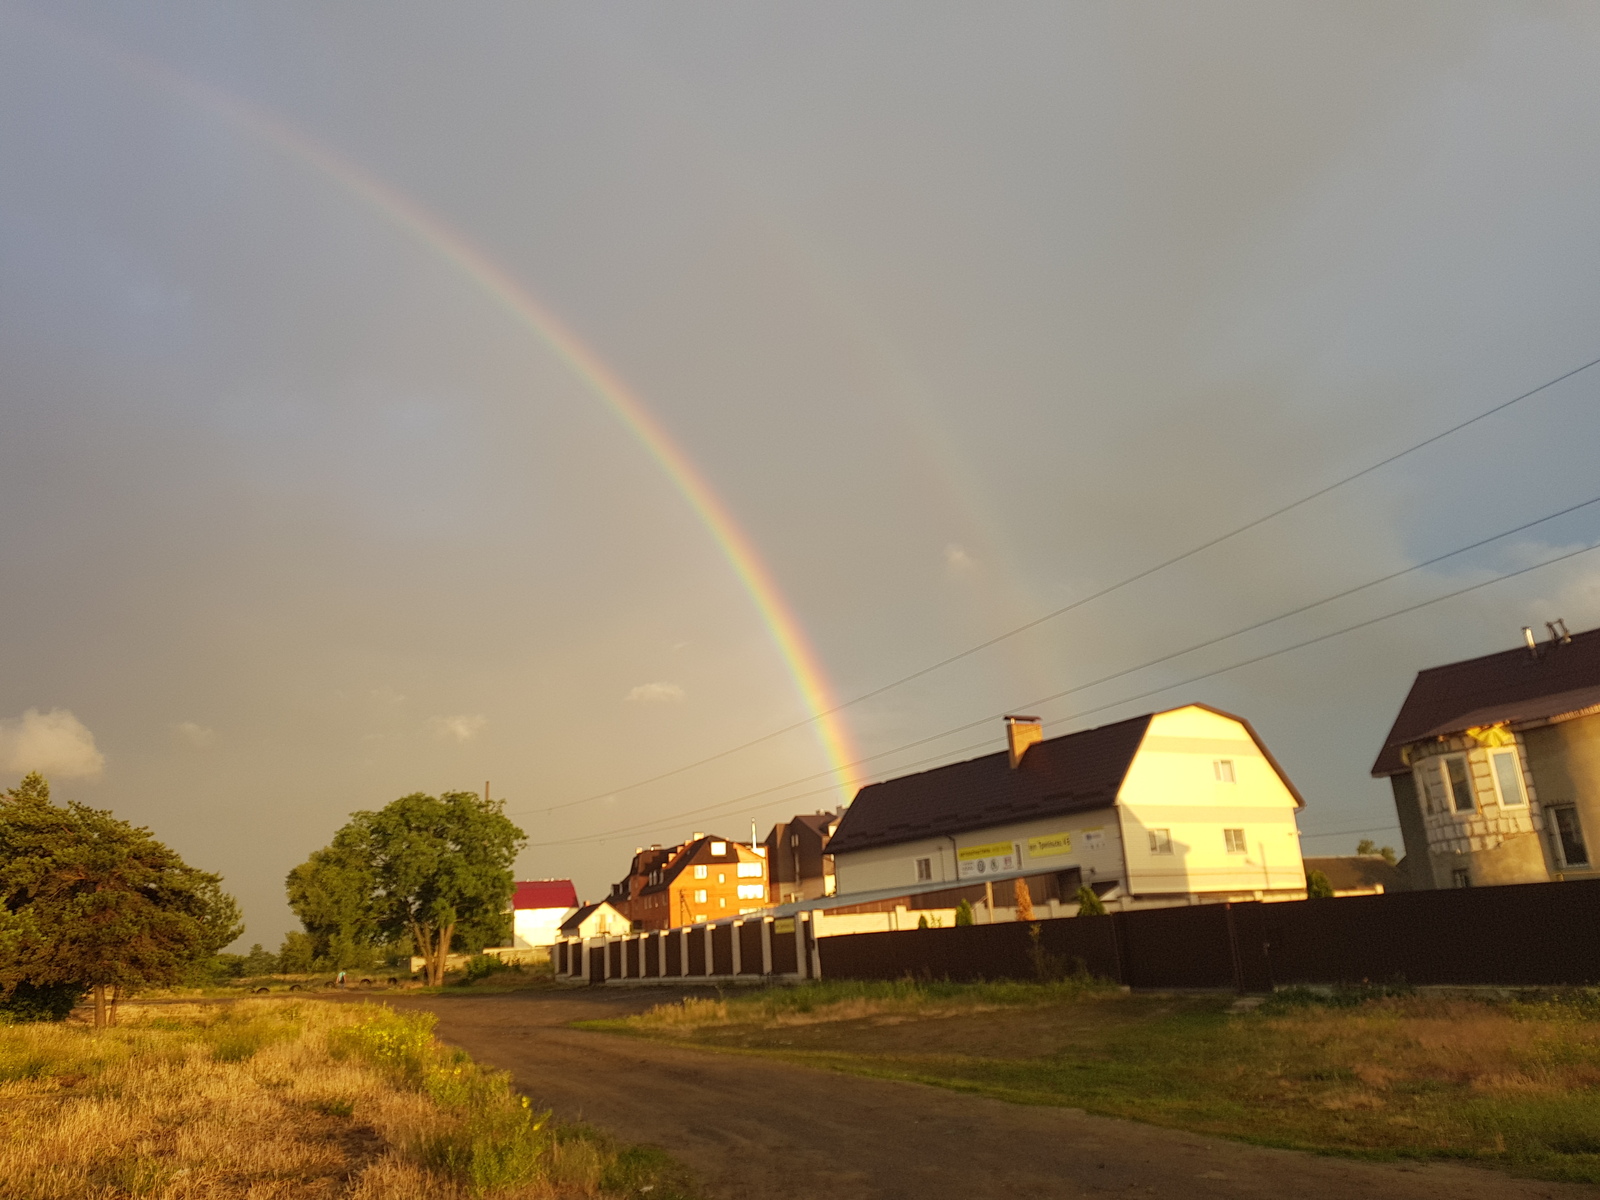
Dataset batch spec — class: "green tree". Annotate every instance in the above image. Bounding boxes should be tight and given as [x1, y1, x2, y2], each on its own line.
[285, 827, 381, 969]
[1075, 884, 1108, 916]
[301, 791, 525, 987]
[1356, 838, 1398, 865]
[277, 930, 317, 973]
[954, 898, 974, 926]
[1307, 869, 1335, 899]
[0, 772, 242, 1025]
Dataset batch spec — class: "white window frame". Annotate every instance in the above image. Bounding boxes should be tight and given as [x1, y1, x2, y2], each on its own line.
[1148, 828, 1173, 855]
[1214, 759, 1236, 783]
[693, 889, 708, 903]
[914, 856, 933, 882]
[736, 883, 765, 900]
[1441, 753, 1476, 813]
[1488, 747, 1528, 807]
[711, 841, 727, 856]
[736, 862, 763, 878]
[693, 864, 708, 879]
[1223, 828, 1247, 854]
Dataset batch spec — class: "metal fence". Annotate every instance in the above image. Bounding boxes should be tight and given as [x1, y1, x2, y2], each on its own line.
[554, 913, 819, 985]
[819, 877, 1600, 991]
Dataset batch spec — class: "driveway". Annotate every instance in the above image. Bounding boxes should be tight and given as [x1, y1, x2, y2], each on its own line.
[389, 988, 1594, 1200]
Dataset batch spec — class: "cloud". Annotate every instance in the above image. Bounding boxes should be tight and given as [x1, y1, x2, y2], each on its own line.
[429, 713, 487, 743]
[0, 708, 105, 779]
[944, 543, 978, 575]
[625, 682, 687, 704]
[172, 721, 215, 748]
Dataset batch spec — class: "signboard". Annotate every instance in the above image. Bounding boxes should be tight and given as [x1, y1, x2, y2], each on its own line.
[957, 840, 1017, 878]
[773, 918, 795, 934]
[1026, 832, 1073, 859]
[1082, 829, 1105, 851]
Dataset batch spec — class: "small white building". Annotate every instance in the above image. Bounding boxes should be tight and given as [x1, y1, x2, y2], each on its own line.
[510, 880, 579, 948]
[558, 899, 630, 940]
[827, 706, 1307, 909]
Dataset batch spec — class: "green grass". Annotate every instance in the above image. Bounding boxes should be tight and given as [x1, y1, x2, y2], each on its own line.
[599, 981, 1600, 1184]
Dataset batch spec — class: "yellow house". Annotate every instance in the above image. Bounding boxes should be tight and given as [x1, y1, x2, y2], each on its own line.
[826, 705, 1308, 910]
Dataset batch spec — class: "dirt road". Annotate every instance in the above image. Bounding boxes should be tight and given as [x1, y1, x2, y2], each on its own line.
[391, 988, 1594, 1200]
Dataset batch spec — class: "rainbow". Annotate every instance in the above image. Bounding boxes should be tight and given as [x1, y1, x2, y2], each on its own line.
[32, 16, 861, 804]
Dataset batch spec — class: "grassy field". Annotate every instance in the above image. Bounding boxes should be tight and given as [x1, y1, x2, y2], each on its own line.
[0, 999, 694, 1199]
[589, 979, 1600, 1184]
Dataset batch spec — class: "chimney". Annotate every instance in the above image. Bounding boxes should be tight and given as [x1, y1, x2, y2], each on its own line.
[691, 831, 705, 841]
[1005, 715, 1043, 768]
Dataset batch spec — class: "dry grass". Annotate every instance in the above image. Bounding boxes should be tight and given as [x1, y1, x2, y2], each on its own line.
[0, 1000, 692, 1200]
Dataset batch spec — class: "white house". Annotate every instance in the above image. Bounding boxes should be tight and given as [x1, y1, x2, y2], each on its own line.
[557, 899, 630, 940]
[510, 880, 579, 948]
[826, 706, 1307, 910]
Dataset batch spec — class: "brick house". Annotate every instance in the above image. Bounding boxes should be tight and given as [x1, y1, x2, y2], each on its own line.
[763, 811, 842, 903]
[630, 834, 769, 929]
[607, 844, 680, 926]
[1372, 621, 1600, 890]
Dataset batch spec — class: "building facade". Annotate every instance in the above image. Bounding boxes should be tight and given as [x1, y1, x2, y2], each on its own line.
[763, 811, 841, 903]
[631, 834, 769, 929]
[1372, 622, 1600, 889]
[509, 879, 579, 948]
[827, 705, 1308, 909]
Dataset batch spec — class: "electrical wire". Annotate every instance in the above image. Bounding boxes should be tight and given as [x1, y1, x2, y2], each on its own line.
[526, 521, 1600, 847]
[526, 353, 1600, 815]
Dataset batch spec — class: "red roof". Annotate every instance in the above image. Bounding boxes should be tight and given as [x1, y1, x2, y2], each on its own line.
[512, 880, 577, 910]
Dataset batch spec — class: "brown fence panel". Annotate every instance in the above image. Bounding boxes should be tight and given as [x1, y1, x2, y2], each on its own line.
[1114, 905, 1235, 989]
[666, 931, 683, 976]
[644, 934, 660, 977]
[818, 916, 1121, 983]
[587, 946, 605, 985]
[687, 929, 707, 975]
[738, 922, 764, 975]
[712, 925, 735, 975]
[607, 941, 621, 978]
[554, 942, 567, 975]
[623, 938, 639, 978]
[770, 920, 799, 974]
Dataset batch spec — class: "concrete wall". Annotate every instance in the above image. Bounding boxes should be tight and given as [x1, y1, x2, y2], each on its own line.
[1388, 772, 1432, 890]
[1409, 732, 1548, 889]
[1523, 713, 1600, 881]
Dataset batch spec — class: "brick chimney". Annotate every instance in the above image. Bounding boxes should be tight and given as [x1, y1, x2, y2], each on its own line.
[1005, 715, 1042, 769]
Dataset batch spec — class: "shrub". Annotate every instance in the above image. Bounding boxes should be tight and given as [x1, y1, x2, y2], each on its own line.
[1307, 870, 1334, 899]
[0, 981, 85, 1023]
[1075, 885, 1107, 916]
[461, 953, 511, 984]
[954, 899, 974, 926]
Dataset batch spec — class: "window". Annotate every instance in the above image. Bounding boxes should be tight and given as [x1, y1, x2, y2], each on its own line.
[717, 872, 726, 884]
[736, 883, 765, 899]
[1214, 759, 1236, 783]
[914, 857, 933, 882]
[791, 834, 799, 847]
[1551, 806, 1590, 867]
[693, 865, 707, 879]
[1223, 828, 1247, 854]
[711, 841, 727, 855]
[693, 889, 707, 903]
[737, 862, 763, 877]
[1445, 755, 1476, 812]
[1148, 829, 1173, 855]
[1452, 869, 1471, 889]
[718, 897, 726, 908]
[1490, 749, 1527, 807]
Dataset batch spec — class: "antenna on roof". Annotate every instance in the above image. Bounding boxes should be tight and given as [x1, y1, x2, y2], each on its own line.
[1523, 626, 1539, 658]
[1554, 618, 1573, 644]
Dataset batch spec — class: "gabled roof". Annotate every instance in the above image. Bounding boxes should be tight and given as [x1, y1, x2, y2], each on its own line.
[1303, 855, 1406, 893]
[1371, 626, 1600, 776]
[826, 713, 1153, 856]
[512, 880, 578, 910]
[638, 835, 760, 896]
[558, 900, 623, 935]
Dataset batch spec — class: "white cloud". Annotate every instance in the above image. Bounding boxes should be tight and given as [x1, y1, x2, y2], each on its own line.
[0, 708, 105, 779]
[429, 713, 487, 743]
[944, 543, 978, 575]
[172, 721, 215, 748]
[625, 682, 687, 704]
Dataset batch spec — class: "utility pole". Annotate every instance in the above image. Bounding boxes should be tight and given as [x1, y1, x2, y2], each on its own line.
[484, 781, 490, 804]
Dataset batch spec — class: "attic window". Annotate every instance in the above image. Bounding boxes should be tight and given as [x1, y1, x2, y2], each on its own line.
[1214, 759, 1236, 783]
[1148, 829, 1173, 855]
[711, 841, 727, 855]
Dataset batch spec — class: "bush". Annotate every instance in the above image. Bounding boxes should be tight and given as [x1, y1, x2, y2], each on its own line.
[0, 981, 85, 1023]
[460, 954, 511, 984]
[954, 899, 974, 926]
[1307, 869, 1334, 899]
[1075, 885, 1107, 916]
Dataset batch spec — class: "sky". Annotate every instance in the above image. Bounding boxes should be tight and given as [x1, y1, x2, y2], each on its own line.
[5, 2, 1600, 950]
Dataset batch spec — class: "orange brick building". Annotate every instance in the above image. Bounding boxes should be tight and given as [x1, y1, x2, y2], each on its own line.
[625, 834, 768, 929]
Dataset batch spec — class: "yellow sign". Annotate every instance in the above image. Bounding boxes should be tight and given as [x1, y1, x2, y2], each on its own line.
[958, 841, 1015, 861]
[773, 918, 795, 934]
[1027, 832, 1073, 858]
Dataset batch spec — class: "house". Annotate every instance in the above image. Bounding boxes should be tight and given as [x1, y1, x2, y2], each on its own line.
[763, 811, 842, 903]
[558, 899, 630, 940]
[509, 879, 578, 948]
[1371, 620, 1600, 890]
[631, 834, 769, 929]
[825, 706, 1308, 910]
[607, 844, 681, 926]
[1302, 855, 1406, 897]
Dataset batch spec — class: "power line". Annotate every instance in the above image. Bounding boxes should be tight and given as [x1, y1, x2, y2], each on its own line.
[527, 523, 1600, 848]
[530, 353, 1600, 814]
[1299, 823, 1403, 840]
[517, 488, 1600, 836]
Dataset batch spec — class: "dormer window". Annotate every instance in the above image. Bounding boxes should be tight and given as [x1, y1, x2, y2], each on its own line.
[711, 841, 727, 855]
